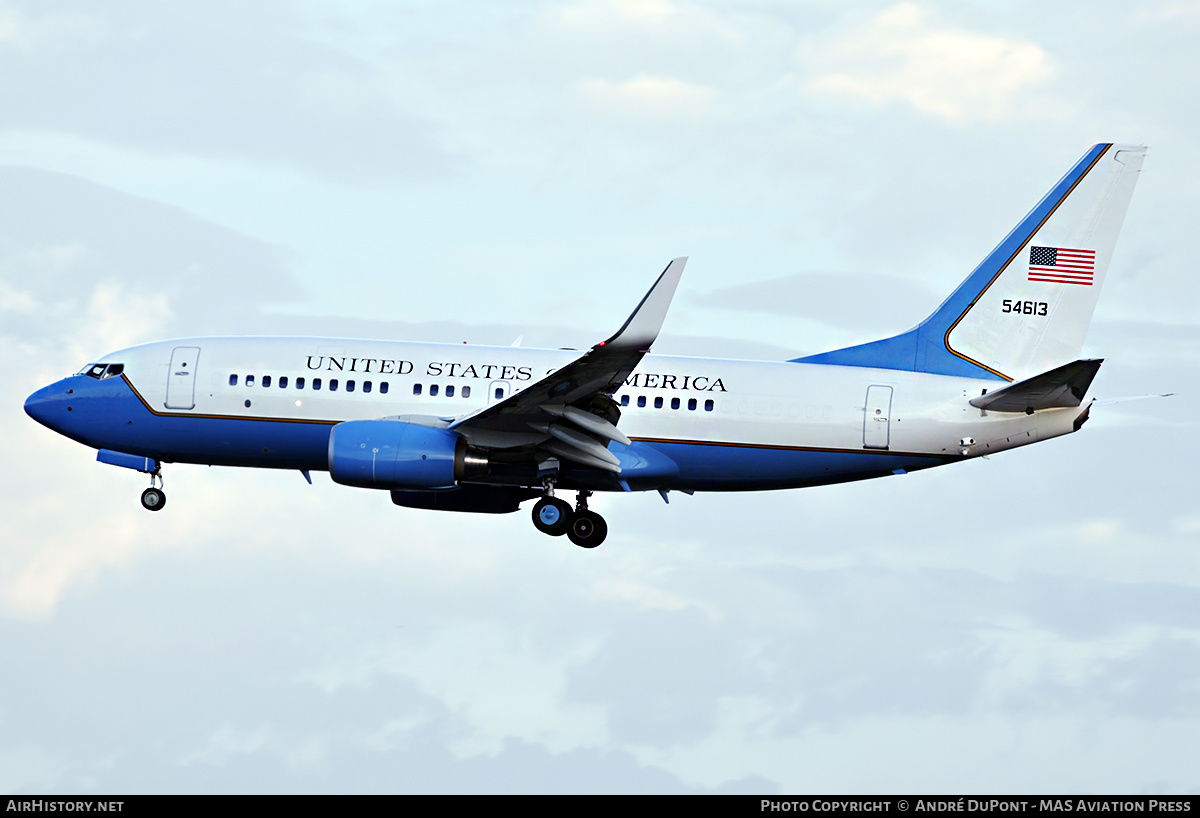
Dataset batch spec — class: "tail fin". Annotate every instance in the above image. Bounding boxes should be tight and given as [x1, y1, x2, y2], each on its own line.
[794, 144, 1146, 381]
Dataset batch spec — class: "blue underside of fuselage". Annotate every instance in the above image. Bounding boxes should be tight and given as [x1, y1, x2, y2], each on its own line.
[26, 375, 956, 492]
[652, 442, 951, 491]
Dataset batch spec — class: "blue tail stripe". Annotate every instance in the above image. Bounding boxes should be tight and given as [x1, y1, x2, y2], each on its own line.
[790, 143, 1112, 380]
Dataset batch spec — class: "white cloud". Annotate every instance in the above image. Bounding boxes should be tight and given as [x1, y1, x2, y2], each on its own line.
[1137, 1, 1200, 23]
[802, 3, 1055, 122]
[0, 3, 448, 183]
[975, 621, 1170, 700]
[647, 712, 1200, 792]
[595, 577, 712, 614]
[549, 0, 737, 42]
[0, 6, 108, 52]
[575, 76, 718, 120]
[0, 747, 62, 793]
[179, 723, 273, 768]
[0, 279, 38, 313]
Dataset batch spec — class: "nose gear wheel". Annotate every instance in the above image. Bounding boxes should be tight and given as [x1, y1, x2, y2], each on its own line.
[140, 468, 166, 511]
[140, 486, 166, 511]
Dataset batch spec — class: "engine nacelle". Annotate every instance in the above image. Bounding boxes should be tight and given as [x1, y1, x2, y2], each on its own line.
[328, 420, 487, 490]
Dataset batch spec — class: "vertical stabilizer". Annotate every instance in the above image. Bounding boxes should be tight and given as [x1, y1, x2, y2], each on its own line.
[794, 144, 1146, 381]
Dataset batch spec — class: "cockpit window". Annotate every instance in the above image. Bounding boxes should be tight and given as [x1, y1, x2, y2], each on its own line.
[77, 363, 125, 380]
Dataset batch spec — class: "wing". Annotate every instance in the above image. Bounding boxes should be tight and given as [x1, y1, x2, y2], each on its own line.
[448, 257, 686, 471]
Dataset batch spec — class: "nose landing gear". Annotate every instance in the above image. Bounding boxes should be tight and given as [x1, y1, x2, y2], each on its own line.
[140, 469, 166, 512]
[530, 482, 608, 548]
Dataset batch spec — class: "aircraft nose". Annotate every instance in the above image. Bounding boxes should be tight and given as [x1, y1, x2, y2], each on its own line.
[24, 383, 65, 429]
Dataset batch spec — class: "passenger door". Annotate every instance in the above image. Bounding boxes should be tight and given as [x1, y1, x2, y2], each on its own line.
[165, 346, 201, 410]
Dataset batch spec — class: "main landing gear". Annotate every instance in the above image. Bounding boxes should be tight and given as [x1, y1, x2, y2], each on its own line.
[140, 469, 166, 512]
[531, 486, 607, 548]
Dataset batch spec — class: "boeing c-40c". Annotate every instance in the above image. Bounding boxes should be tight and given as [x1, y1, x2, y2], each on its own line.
[25, 144, 1146, 548]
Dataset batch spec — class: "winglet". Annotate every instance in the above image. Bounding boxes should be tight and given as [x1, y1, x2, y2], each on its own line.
[448, 257, 687, 433]
[601, 257, 687, 351]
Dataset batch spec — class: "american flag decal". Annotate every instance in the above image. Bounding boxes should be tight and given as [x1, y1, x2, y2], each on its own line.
[1028, 245, 1096, 285]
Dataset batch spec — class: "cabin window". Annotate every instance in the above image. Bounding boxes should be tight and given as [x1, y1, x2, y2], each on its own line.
[296, 377, 305, 389]
[262, 375, 272, 388]
[654, 397, 663, 409]
[671, 397, 680, 410]
[279, 376, 288, 388]
[246, 375, 255, 387]
[494, 387, 504, 400]
[363, 381, 372, 394]
[430, 384, 439, 397]
[380, 382, 389, 394]
[620, 395, 629, 407]
[637, 396, 646, 408]
[329, 379, 339, 392]
[229, 374, 238, 386]
[312, 378, 322, 391]
[705, 399, 714, 412]
[688, 398, 697, 411]
[346, 380, 356, 393]
[461, 385, 470, 398]
[445, 385, 455, 397]
[413, 383, 422, 396]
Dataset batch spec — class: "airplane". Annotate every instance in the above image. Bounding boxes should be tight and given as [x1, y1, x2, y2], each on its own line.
[24, 143, 1145, 548]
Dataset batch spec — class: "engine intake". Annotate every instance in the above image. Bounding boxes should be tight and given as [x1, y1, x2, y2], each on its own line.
[328, 420, 488, 489]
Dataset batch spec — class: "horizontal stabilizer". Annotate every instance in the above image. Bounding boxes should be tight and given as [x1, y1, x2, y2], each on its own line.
[969, 358, 1102, 412]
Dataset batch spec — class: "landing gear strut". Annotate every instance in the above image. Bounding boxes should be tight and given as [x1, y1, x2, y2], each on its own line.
[530, 483, 607, 548]
[140, 469, 166, 512]
[531, 474, 571, 536]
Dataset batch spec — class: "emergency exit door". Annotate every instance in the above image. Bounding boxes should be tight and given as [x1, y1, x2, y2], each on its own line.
[488, 380, 511, 405]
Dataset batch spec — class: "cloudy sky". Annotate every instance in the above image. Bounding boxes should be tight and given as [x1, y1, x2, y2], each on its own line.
[2, 0, 1198, 794]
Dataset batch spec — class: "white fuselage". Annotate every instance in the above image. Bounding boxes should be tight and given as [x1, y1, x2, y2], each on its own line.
[103, 336, 1084, 464]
